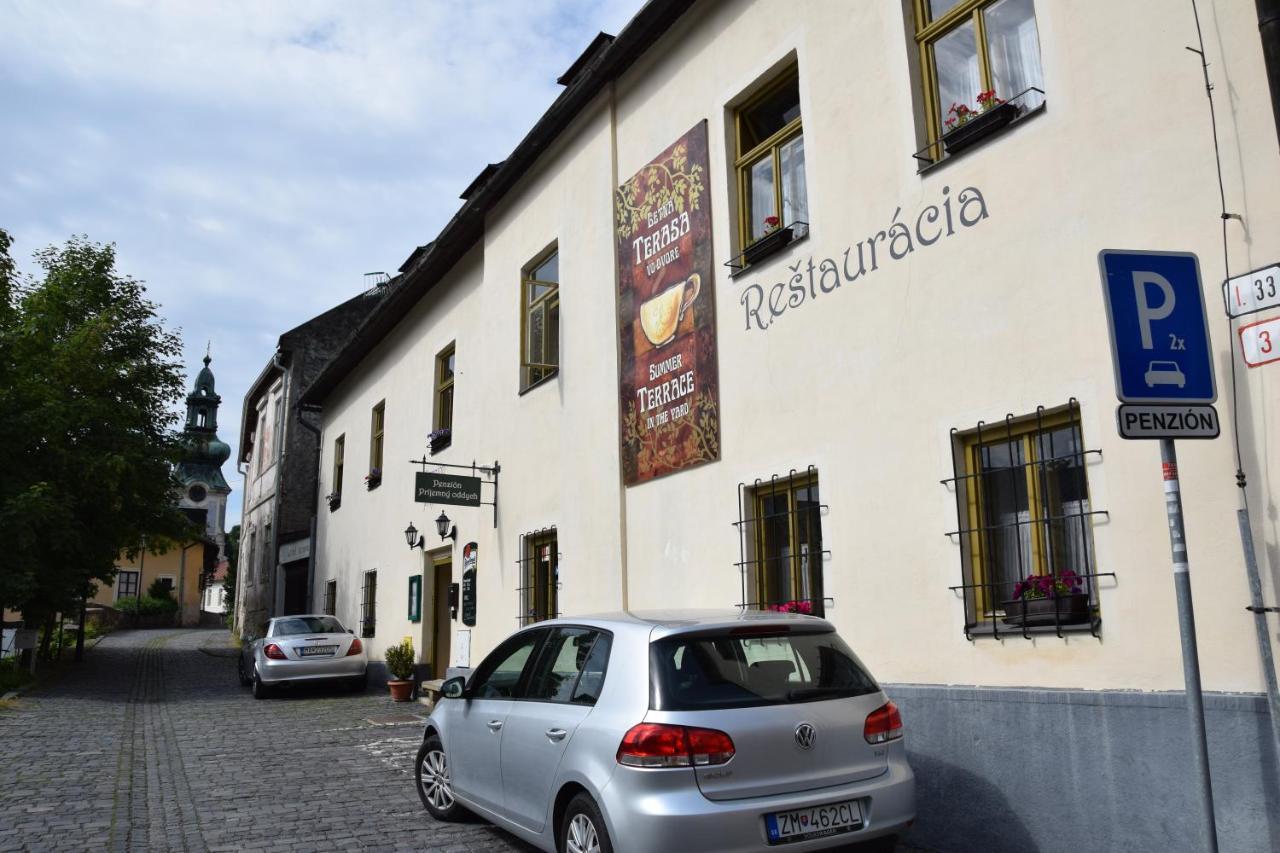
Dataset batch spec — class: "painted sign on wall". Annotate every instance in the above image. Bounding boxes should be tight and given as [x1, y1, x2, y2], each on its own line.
[614, 121, 720, 485]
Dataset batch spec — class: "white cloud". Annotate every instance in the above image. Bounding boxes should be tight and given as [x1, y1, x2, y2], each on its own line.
[0, 0, 639, 523]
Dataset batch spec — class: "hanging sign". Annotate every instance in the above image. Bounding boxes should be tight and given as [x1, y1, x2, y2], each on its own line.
[461, 541, 478, 627]
[614, 121, 721, 485]
[414, 472, 481, 507]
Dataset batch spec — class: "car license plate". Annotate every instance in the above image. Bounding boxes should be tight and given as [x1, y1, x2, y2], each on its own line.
[764, 799, 862, 845]
[299, 645, 337, 656]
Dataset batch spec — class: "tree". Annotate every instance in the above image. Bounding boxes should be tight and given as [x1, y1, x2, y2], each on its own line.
[0, 230, 195, 652]
[223, 523, 240, 620]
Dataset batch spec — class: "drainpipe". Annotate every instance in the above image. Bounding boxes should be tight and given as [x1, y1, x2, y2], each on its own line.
[269, 350, 289, 617]
[295, 401, 324, 618]
[1260, 0, 1280, 148]
[233, 458, 247, 634]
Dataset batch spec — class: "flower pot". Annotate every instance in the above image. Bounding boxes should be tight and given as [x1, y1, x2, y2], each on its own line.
[429, 434, 451, 456]
[741, 226, 794, 267]
[387, 679, 413, 702]
[1001, 592, 1091, 626]
[942, 102, 1021, 155]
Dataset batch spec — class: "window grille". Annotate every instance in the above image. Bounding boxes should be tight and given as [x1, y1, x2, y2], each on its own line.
[734, 466, 832, 617]
[360, 570, 377, 638]
[323, 580, 336, 616]
[942, 399, 1114, 639]
[516, 527, 560, 627]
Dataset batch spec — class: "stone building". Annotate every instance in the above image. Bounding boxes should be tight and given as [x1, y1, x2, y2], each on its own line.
[297, 1, 1280, 850]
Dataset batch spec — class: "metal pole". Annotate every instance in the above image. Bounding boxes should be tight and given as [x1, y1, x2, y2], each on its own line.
[1160, 439, 1219, 852]
[1237, 505, 1280, 767]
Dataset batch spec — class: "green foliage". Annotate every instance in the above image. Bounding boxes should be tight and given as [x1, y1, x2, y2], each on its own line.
[145, 578, 174, 601]
[113, 595, 179, 616]
[223, 524, 240, 616]
[0, 658, 32, 694]
[0, 230, 194, 625]
[384, 638, 416, 681]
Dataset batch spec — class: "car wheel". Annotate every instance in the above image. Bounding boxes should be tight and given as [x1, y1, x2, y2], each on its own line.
[416, 735, 466, 821]
[561, 792, 612, 853]
[252, 667, 271, 700]
[237, 655, 253, 687]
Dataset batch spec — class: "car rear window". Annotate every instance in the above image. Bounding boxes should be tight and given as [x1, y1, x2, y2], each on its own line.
[273, 616, 345, 636]
[649, 629, 879, 710]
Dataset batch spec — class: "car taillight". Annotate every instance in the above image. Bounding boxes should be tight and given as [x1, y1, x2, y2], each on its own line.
[616, 723, 735, 768]
[263, 643, 287, 660]
[346, 638, 363, 657]
[864, 700, 903, 744]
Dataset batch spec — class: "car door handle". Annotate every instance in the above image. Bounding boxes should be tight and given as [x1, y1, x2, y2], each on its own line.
[486, 720, 504, 732]
[545, 728, 567, 741]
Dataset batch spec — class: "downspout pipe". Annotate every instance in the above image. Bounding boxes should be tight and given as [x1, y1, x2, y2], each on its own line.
[296, 401, 324, 618]
[269, 350, 289, 617]
[1260, 0, 1280, 149]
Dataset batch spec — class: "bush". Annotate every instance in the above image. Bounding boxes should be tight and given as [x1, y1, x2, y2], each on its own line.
[0, 659, 33, 693]
[145, 579, 174, 601]
[115, 595, 179, 616]
[384, 639, 416, 681]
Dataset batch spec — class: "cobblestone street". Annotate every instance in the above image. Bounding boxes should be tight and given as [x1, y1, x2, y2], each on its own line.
[0, 629, 927, 852]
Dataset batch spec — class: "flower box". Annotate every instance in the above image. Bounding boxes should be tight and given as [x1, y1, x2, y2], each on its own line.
[364, 471, 381, 490]
[1000, 592, 1091, 627]
[942, 101, 1021, 155]
[428, 430, 451, 456]
[741, 225, 794, 267]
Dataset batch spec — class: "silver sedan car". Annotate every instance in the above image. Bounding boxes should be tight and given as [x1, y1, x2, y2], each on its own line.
[238, 614, 368, 699]
[415, 610, 915, 853]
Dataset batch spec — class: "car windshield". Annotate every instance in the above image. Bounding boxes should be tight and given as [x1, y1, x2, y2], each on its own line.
[272, 616, 345, 636]
[649, 628, 879, 710]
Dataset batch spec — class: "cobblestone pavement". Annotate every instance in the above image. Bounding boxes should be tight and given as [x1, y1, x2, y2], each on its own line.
[0, 629, 927, 852]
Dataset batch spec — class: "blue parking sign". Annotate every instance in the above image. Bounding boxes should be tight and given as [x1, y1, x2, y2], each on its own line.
[1099, 250, 1216, 404]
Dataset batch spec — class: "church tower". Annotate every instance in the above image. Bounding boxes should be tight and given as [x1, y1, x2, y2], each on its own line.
[177, 353, 232, 557]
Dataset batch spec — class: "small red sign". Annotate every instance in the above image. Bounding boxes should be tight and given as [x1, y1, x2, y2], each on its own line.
[1162, 462, 1178, 481]
[1238, 315, 1280, 368]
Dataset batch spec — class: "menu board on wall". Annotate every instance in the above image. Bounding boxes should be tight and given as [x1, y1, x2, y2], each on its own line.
[614, 121, 721, 485]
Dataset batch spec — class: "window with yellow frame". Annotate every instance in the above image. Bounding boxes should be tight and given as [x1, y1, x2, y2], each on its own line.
[434, 343, 454, 445]
[748, 471, 824, 617]
[911, 0, 1045, 159]
[519, 529, 559, 626]
[521, 248, 559, 391]
[954, 406, 1097, 618]
[734, 67, 808, 250]
[369, 400, 385, 483]
[332, 434, 345, 498]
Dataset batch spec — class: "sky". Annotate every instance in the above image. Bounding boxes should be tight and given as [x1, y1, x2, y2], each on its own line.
[1, 0, 639, 524]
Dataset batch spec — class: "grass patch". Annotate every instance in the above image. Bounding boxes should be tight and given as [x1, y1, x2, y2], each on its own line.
[0, 659, 33, 694]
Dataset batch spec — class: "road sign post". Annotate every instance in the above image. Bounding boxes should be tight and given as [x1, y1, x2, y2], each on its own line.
[1099, 250, 1219, 853]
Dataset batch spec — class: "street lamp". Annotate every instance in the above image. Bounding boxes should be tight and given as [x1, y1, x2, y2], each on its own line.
[435, 511, 457, 542]
[404, 521, 424, 550]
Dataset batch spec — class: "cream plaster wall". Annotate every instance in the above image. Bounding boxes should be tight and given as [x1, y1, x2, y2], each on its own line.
[314, 0, 1280, 695]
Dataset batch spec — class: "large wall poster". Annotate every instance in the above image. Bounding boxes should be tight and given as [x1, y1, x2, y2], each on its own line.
[614, 121, 721, 486]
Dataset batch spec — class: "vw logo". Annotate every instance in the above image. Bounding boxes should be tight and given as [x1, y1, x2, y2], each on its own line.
[795, 722, 817, 750]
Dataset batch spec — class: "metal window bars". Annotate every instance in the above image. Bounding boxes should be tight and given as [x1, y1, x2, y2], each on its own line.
[323, 581, 336, 617]
[733, 466, 832, 618]
[516, 527, 561, 627]
[941, 399, 1113, 640]
[360, 571, 377, 638]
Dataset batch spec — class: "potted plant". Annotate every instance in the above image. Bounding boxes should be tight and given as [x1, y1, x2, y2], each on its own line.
[428, 427, 451, 456]
[767, 599, 815, 615]
[741, 215, 794, 266]
[325, 492, 341, 512]
[942, 89, 1021, 155]
[1001, 569, 1091, 626]
[384, 638, 416, 701]
[364, 467, 381, 489]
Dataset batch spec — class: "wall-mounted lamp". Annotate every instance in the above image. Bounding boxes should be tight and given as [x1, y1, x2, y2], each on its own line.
[404, 521, 425, 550]
[435, 511, 457, 542]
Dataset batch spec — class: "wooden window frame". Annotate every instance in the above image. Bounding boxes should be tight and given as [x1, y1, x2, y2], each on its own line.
[369, 401, 385, 484]
[323, 580, 336, 616]
[332, 434, 345, 497]
[520, 247, 560, 392]
[733, 66, 804, 252]
[910, 0, 1041, 161]
[749, 470, 824, 616]
[434, 343, 455, 441]
[360, 570, 377, 638]
[116, 570, 139, 600]
[520, 529, 559, 626]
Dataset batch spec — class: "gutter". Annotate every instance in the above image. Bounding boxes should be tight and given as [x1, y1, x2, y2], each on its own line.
[1259, 0, 1280, 148]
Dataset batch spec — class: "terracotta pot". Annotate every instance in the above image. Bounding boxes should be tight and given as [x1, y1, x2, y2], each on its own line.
[388, 679, 413, 702]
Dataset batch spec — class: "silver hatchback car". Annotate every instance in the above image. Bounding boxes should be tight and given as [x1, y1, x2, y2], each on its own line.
[416, 610, 914, 853]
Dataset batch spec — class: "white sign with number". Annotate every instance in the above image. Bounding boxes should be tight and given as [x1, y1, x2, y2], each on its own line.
[1239, 315, 1280, 368]
[1224, 264, 1280, 318]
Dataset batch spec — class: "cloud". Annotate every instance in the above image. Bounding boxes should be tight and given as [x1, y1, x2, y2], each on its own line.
[0, 0, 638, 524]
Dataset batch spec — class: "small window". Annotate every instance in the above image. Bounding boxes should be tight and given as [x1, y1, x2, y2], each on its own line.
[323, 580, 336, 616]
[741, 470, 825, 616]
[734, 67, 808, 251]
[911, 0, 1045, 159]
[518, 529, 559, 626]
[247, 531, 257, 587]
[368, 401, 385, 485]
[116, 570, 139, 600]
[434, 344, 455, 448]
[468, 629, 545, 699]
[360, 570, 377, 638]
[521, 249, 560, 390]
[332, 435, 345, 499]
[525, 627, 609, 704]
[260, 523, 271, 582]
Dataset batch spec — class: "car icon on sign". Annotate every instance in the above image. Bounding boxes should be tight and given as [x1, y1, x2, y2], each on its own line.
[1144, 360, 1186, 388]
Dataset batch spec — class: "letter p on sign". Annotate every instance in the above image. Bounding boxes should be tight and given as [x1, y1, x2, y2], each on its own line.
[1133, 271, 1175, 350]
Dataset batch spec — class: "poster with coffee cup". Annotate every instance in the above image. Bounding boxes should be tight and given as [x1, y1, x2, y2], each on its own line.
[614, 121, 720, 485]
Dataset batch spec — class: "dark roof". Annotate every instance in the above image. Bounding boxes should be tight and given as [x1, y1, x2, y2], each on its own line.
[300, 0, 696, 408]
[557, 32, 616, 86]
[459, 163, 505, 201]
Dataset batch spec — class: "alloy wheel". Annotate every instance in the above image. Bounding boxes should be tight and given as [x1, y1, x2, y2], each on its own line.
[566, 814, 600, 853]
[419, 749, 454, 811]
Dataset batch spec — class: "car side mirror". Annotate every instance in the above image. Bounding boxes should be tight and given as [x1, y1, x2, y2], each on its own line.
[348, 628, 354, 635]
[441, 676, 466, 700]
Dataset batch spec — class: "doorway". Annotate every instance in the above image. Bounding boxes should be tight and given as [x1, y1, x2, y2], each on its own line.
[423, 551, 452, 680]
[282, 562, 308, 615]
